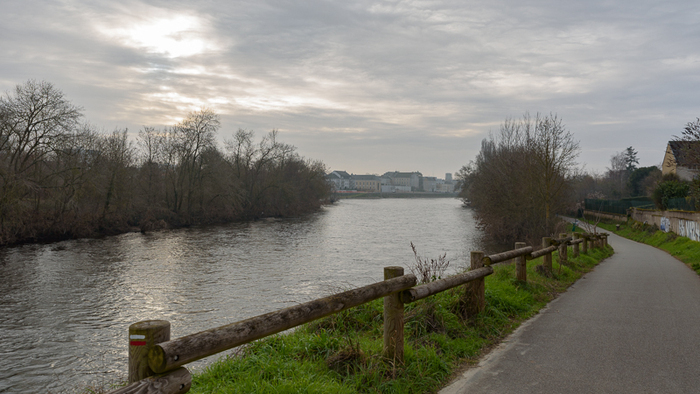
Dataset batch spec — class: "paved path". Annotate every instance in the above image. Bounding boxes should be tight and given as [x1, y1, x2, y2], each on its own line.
[440, 230, 700, 393]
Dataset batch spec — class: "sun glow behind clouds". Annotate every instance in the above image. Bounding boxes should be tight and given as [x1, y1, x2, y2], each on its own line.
[98, 15, 217, 58]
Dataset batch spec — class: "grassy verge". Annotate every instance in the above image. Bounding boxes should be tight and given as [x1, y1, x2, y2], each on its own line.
[587, 218, 700, 275]
[188, 246, 613, 393]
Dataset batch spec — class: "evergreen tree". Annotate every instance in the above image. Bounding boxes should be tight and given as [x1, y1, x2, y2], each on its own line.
[623, 146, 639, 172]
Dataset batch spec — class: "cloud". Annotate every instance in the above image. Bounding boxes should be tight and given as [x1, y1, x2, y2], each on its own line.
[1, 0, 700, 174]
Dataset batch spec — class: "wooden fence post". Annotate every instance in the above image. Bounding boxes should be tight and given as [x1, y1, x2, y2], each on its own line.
[129, 320, 170, 382]
[383, 266, 405, 363]
[110, 368, 191, 394]
[581, 234, 588, 254]
[558, 233, 568, 266]
[515, 242, 527, 282]
[572, 234, 580, 257]
[464, 251, 486, 317]
[543, 237, 552, 273]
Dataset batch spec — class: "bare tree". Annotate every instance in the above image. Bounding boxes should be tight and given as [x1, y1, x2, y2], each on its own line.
[225, 129, 296, 218]
[168, 108, 219, 216]
[0, 80, 83, 241]
[604, 151, 627, 198]
[460, 113, 579, 244]
[525, 113, 580, 233]
[98, 129, 135, 222]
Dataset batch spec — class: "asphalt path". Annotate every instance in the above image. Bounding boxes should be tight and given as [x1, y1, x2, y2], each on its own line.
[440, 229, 700, 393]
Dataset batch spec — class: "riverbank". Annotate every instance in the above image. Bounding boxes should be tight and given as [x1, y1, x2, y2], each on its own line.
[181, 246, 613, 393]
[333, 192, 459, 200]
[588, 218, 700, 275]
[0, 202, 334, 249]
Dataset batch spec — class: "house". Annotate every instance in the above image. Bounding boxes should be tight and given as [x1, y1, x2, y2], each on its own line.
[422, 176, 437, 192]
[662, 141, 700, 181]
[327, 170, 354, 190]
[436, 182, 455, 193]
[383, 171, 422, 191]
[351, 174, 381, 192]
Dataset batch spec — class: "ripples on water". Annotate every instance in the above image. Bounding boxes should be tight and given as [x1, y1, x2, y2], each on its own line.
[0, 198, 500, 393]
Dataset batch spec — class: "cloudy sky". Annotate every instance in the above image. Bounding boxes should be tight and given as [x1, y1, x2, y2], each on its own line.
[2, 0, 698, 177]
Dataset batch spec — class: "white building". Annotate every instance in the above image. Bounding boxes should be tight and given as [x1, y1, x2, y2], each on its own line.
[422, 176, 437, 192]
[327, 170, 354, 190]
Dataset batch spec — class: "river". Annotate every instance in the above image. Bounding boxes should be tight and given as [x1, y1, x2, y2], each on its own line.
[0, 198, 497, 393]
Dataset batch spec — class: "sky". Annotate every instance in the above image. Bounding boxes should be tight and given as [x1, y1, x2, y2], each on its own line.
[2, 0, 699, 178]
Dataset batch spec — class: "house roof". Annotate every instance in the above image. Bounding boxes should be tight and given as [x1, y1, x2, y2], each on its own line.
[668, 141, 700, 167]
[330, 170, 351, 179]
[352, 174, 379, 180]
[383, 171, 422, 178]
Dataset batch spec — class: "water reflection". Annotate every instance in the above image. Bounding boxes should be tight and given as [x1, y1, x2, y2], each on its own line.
[0, 198, 499, 393]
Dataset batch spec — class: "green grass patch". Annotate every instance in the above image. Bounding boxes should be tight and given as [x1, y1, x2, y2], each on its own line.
[589, 218, 700, 275]
[189, 246, 613, 393]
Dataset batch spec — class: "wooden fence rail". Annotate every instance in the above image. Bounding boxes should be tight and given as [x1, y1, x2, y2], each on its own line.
[483, 246, 533, 265]
[530, 245, 558, 259]
[400, 266, 494, 303]
[149, 273, 417, 373]
[111, 230, 609, 394]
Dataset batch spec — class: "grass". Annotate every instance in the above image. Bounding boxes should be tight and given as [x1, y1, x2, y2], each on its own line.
[587, 218, 700, 275]
[187, 245, 613, 394]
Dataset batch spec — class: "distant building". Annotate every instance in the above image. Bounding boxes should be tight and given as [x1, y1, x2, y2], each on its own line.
[327, 170, 353, 190]
[383, 171, 422, 191]
[351, 174, 381, 192]
[445, 173, 452, 183]
[436, 182, 454, 193]
[422, 176, 437, 192]
[662, 141, 700, 181]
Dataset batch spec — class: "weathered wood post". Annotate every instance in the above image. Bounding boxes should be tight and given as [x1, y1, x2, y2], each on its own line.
[110, 368, 191, 394]
[515, 242, 527, 282]
[543, 237, 553, 273]
[572, 233, 580, 257]
[383, 266, 405, 363]
[129, 320, 171, 382]
[603, 234, 609, 248]
[581, 234, 588, 254]
[464, 251, 486, 317]
[558, 233, 568, 266]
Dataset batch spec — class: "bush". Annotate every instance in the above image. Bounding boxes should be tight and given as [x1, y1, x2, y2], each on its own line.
[652, 174, 689, 210]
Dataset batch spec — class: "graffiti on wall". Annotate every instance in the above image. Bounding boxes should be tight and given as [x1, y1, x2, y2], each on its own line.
[678, 220, 700, 242]
[660, 217, 671, 232]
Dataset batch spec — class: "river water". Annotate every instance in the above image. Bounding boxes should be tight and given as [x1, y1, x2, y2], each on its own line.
[0, 198, 496, 393]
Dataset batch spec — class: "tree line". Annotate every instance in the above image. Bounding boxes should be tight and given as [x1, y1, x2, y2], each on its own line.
[0, 80, 331, 245]
[458, 112, 700, 245]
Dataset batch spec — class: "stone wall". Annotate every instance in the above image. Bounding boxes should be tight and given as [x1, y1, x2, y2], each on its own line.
[630, 209, 700, 242]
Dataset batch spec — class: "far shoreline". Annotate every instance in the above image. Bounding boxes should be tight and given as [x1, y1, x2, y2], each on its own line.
[332, 192, 460, 200]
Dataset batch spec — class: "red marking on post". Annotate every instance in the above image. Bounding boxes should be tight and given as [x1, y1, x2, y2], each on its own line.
[130, 341, 147, 346]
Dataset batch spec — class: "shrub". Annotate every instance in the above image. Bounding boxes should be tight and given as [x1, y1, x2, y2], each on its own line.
[408, 242, 450, 284]
[652, 174, 689, 210]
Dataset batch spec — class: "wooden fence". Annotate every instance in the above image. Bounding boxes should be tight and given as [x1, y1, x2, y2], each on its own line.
[110, 232, 609, 394]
